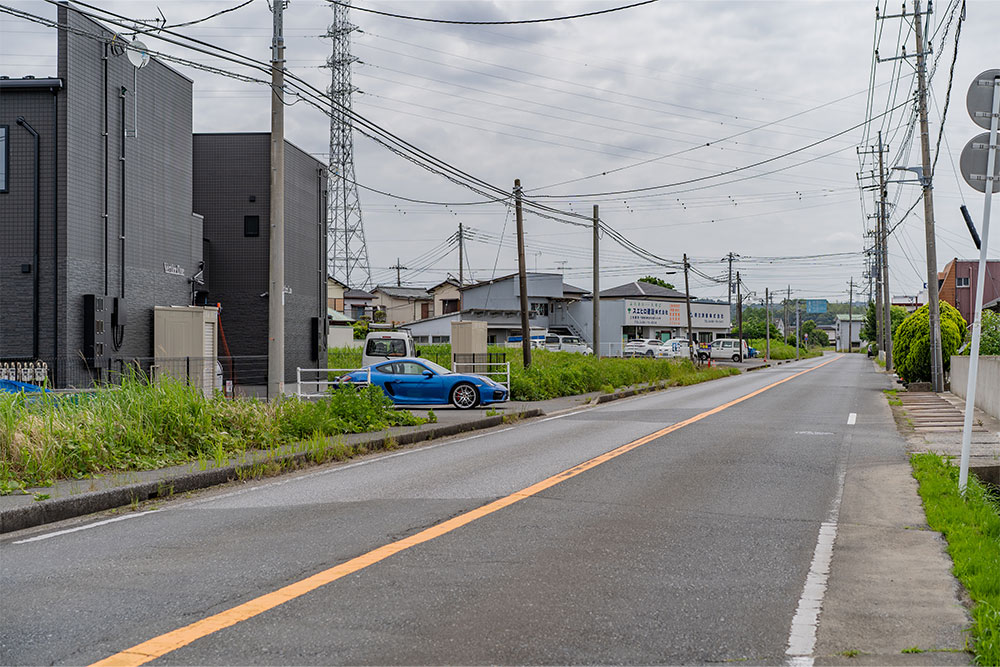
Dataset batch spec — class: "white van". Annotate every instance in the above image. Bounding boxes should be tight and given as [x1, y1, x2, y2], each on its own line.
[544, 334, 593, 355]
[698, 338, 748, 362]
[362, 330, 418, 367]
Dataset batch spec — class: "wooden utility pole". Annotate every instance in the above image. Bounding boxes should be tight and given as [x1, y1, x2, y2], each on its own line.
[390, 258, 407, 286]
[457, 222, 463, 285]
[765, 288, 770, 361]
[736, 271, 743, 360]
[592, 205, 600, 359]
[848, 278, 854, 353]
[267, 0, 286, 401]
[514, 179, 531, 368]
[913, 0, 944, 391]
[684, 254, 695, 364]
[878, 131, 893, 371]
[785, 286, 790, 345]
[796, 297, 800, 361]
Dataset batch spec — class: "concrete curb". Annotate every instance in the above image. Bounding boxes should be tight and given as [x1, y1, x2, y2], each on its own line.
[0, 409, 543, 534]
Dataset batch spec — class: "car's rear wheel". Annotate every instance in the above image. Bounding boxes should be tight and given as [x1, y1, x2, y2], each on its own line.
[450, 382, 479, 409]
[732, 354, 741, 362]
[698, 352, 709, 361]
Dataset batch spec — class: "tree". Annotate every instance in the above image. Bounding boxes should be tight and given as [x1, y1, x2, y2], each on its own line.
[860, 301, 877, 343]
[961, 309, 1000, 356]
[738, 307, 780, 339]
[639, 276, 675, 290]
[893, 301, 967, 383]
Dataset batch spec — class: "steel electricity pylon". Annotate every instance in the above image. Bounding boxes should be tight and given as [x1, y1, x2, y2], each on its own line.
[325, 0, 372, 290]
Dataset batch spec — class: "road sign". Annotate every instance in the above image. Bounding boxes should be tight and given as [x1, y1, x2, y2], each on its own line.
[959, 132, 1000, 194]
[805, 299, 827, 314]
[967, 69, 1000, 129]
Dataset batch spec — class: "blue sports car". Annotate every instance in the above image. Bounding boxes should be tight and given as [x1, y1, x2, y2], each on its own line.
[339, 358, 508, 409]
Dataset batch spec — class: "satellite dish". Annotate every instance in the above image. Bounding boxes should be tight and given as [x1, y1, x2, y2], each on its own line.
[126, 39, 149, 68]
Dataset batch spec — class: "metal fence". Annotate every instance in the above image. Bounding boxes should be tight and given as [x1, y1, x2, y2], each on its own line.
[0, 355, 268, 395]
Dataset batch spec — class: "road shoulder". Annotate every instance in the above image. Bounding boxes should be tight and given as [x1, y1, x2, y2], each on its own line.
[813, 378, 971, 665]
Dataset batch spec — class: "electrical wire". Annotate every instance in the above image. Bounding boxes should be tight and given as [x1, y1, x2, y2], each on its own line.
[325, 0, 658, 26]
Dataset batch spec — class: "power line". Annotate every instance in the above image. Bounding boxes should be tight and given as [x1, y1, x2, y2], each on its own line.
[325, 0, 658, 26]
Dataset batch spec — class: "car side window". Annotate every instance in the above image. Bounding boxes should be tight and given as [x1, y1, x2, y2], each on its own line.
[398, 362, 428, 375]
[376, 362, 398, 374]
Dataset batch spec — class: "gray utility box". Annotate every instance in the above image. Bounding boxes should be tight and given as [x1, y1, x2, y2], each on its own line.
[451, 320, 488, 372]
[154, 306, 219, 396]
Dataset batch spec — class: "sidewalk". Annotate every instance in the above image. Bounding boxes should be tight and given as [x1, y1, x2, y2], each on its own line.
[814, 363, 999, 665]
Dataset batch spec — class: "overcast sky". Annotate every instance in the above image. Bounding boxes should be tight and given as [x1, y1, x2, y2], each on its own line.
[2, 0, 997, 303]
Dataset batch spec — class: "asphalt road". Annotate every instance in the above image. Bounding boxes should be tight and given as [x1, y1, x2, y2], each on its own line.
[1, 354, 879, 665]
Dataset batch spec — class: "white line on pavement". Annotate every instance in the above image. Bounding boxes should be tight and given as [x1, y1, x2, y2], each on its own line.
[13, 510, 161, 544]
[847, 413, 857, 425]
[785, 451, 849, 665]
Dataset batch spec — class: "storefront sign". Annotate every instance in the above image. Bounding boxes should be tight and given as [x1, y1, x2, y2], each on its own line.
[624, 299, 730, 329]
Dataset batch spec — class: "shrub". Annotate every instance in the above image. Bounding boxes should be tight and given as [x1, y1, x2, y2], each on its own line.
[893, 302, 966, 383]
[962, 310, 1000, 356]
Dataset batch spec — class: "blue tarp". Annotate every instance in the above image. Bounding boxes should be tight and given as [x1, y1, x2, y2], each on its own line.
[0, 379, 47, 393]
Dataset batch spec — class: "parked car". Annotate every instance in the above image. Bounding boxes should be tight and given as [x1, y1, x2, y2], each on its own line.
[544, 334, 593, 355]
[655, 338, 693, 359]
[697, 338, 749, 362]
[338, 357, 508, 409]
[624, 339, 664, 358]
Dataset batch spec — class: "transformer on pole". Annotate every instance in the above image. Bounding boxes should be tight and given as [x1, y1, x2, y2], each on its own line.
[325, 0, 372, 290]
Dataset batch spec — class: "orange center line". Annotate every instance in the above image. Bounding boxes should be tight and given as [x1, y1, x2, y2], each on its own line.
[92, 355, 843, 667]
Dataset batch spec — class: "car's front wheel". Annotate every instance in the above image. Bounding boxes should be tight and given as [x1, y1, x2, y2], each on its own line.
[645, 350, 654, 357]
[450, 382, 479, 409]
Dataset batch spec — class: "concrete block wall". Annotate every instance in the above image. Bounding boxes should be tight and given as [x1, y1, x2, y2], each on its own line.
[950, 355, 1000, 419]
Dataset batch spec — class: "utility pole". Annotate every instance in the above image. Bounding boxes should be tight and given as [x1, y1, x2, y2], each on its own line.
[736, 271, 743, 361]
[785, 286, 790, 345]
[848, 278, 854, 353]
[684, 254, 695, 364]
[913, 0, 944, 391]
[765, 288, 771, 361]
[796, 297, 800, 361]
[593, 205, 600, 359]
[723, 252, 739, 315]
[457, 223, 464, 285]
[267, 0, 286, 401]
[390, 258, 406, 286]
[514, 179, 531, 368]
[878, 130, 893, 371]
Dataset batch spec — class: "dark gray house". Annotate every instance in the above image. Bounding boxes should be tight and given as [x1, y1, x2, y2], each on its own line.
[193, 133, 328, 383]
[1, 5, 199, 385]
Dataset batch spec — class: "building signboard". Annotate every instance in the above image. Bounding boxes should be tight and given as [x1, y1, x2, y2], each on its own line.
[624, 299, 730, 329]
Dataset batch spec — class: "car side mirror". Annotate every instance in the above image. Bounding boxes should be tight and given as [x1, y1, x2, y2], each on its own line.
[423, 370, 433, 378]
[415, 350, 422, 357]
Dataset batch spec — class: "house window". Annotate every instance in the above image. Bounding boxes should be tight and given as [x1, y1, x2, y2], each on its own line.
[956, 277, 970, 288]
[244, 215, 260, 237]
[441, 298, 460, 315]
[432, 335, 450, 344]
[529, 302, 548, 317]
[351, 305, 367, 320]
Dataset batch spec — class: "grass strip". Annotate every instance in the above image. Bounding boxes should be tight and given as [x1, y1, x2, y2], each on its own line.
[748, 338, 823, 360]
[330, 345, 740, 401]
[911, 453, 1000, 665]
[0, 377, 422, 492]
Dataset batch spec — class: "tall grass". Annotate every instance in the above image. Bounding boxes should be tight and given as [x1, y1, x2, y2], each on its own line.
[749, 338, 823, 360]
[0, 376, 420, 490]
[911, 453, 1000, 665]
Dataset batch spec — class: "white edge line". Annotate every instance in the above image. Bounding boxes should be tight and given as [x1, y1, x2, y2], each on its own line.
[785, 462, 848, 666]
[13, 509, 161, 544]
